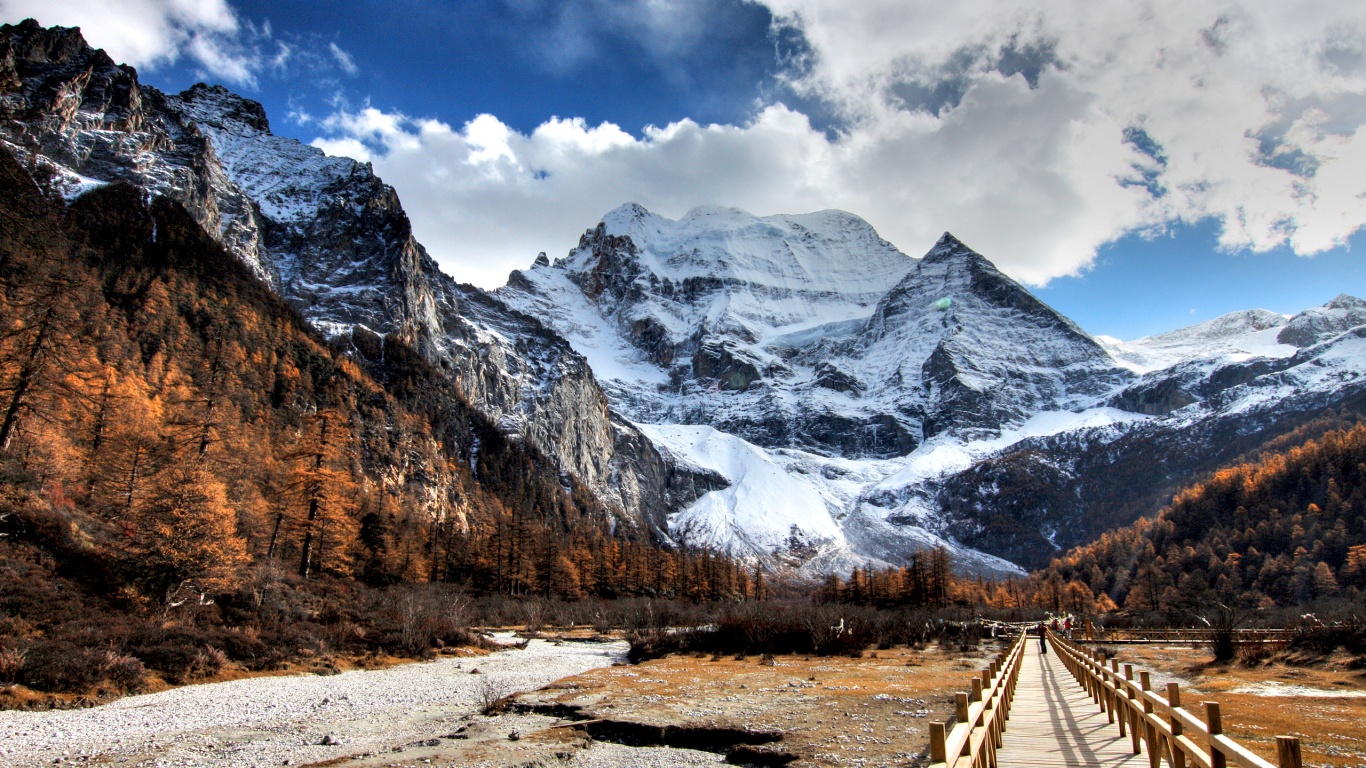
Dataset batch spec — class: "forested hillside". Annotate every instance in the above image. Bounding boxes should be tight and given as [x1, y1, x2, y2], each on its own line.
[1036, 418, 1366, 616]
[0, 149, 753, 700]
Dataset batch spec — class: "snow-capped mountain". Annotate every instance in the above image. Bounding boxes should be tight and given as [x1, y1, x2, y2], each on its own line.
[497, 205, 1142, 573]
[503, 204, 1366, 573]
[500, 209, 1130, 457]
[5, 20, 1363, 576]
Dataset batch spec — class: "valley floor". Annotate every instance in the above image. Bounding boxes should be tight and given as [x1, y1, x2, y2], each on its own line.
[0, 631, 998, 768]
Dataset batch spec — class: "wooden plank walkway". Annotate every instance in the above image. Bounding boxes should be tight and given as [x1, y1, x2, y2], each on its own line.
[995, 643, 1146, 768]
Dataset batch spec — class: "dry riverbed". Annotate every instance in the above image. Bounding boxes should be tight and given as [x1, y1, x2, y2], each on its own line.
[0, 633, 622, 768]
[0, 634, 997, 768]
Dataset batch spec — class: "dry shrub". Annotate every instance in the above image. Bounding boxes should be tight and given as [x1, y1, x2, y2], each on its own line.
[100, 651, 147, 691]
[0, 647, 25, 685]
[20, 642, 106, 691]
[476, 675, 511, 714]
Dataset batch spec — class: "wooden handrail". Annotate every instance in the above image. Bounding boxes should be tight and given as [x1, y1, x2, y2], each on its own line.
[1088, 628, 1292, 646]
[929, 630, 1028, 768]
[1046, 629, 1303, 768]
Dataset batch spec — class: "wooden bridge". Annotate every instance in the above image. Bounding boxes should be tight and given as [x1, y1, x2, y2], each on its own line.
[929, 630, 1303, 768]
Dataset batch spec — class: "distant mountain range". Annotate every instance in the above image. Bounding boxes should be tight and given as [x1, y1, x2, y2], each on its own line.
[5, 19, 1364, 574]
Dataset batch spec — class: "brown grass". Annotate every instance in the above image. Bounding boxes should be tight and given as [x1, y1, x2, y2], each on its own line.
[515, 641, 1004, 766]
[1104, 643, 1366, 767]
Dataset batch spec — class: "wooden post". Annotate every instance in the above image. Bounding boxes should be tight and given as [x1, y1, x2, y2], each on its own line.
[1275, 736, 1301, 768]
[1167, 682, 1186, 768]
[1206, 702, 1226, 768]
[930, 721, 947, 764]
[1101, 655, 1114, 721]
[1140, 671, 1159, 768]
[1125, 665, 1140, 754]
[955, 692, 973, 765]
[971, 677, 984, 703]
[1113, 659, 1126, 735]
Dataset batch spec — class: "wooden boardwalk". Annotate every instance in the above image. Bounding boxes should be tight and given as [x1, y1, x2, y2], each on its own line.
[995, 644, 1145, 768]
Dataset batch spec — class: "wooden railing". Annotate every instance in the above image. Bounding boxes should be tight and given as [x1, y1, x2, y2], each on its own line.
[928, 630, 1027, 768]
[1047, 629, 1303, 768]
[1088, 628, 1291, 645]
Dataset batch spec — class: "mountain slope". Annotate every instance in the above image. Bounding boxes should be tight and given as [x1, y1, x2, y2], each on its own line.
[0, 19, 710, 537]
[501, 212, 1130, 458]
[1035, 422, 1366, 612]
[6, 20, 1362, 577]
[500, 208, 1144, 572]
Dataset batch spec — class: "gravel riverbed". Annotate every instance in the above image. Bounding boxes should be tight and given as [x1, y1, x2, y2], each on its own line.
[0, 635, 634, 768]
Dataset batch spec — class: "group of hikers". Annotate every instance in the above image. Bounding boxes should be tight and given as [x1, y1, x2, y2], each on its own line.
[1034, 616, 1074, 654]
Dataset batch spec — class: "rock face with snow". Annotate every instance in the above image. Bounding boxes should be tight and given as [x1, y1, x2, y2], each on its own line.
[926, 321, 1366, 568]
[502, 205, 1366, 573]
[500, 210, 1130, 458]
[0, 20, 711, 534]
[499, 207, 1140, 570]
[501, 204, 922, 457]
[1277, 294, 1366, 348]
[856, 233, 1131, 437]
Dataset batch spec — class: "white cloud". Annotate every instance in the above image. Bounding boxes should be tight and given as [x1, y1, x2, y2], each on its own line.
[1, 0, 261, 85]
[313, 73, 1152, 288]
[310, 0, 1366, 290]
[328, 41, 357, 76]
[762, 0, 1366, 256]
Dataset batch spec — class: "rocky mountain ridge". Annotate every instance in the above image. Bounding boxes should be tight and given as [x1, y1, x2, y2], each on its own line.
[0, 19, 714, 538]
[500, 211, 1133, 458]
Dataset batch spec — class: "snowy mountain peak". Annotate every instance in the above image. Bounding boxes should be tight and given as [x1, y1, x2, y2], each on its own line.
[1278, 293, 1366, 348]
[1101, 308, 1295, 374]
[923, 231, 976, 262]
[1327, 293, 1366, 311]
[175, 83, 270, 133]
[581, 202, 912, 294]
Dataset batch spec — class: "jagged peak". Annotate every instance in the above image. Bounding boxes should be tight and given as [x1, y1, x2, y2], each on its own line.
[1326, 293, 1366, 310]
[605, 201, 651, 218]
[921, 232, 981, 264]
[176, 83, 270, 133]
[3, 19, 93, 62]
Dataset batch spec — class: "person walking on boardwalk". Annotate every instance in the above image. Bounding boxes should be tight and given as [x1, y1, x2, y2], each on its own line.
[1036, 621, 1048, 654]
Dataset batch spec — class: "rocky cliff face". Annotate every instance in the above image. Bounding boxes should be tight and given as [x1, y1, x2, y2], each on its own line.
[500, 203, 922, 458]
[0, 19, 708, 533]
[854, 233, 1131, 438]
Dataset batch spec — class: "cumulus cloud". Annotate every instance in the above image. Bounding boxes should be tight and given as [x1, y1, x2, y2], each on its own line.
[763, 0, 1366, 256]
[310, 0, 1366, 290]
[313, 76, 1151, 288]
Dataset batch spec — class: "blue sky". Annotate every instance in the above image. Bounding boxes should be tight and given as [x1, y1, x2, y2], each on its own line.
[6, 0, 1366, 339]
